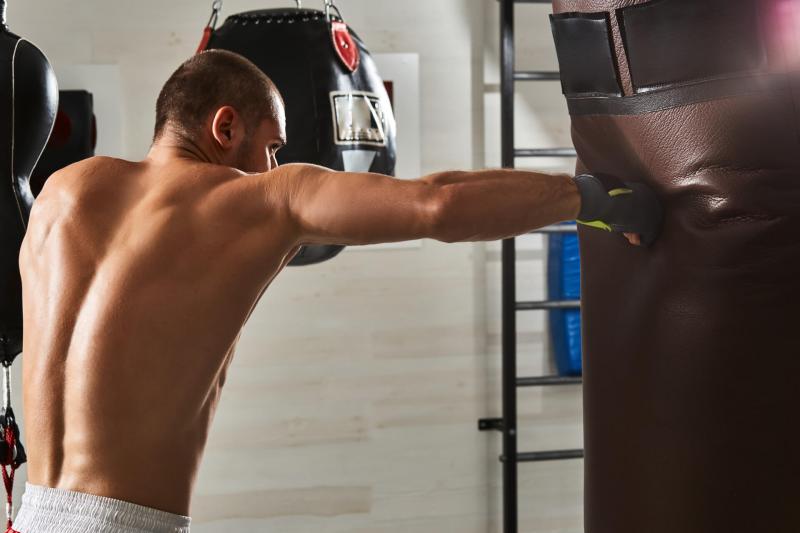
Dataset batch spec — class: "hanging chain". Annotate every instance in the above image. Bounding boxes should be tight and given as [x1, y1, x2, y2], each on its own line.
[1, 365, 8, 412]
[206, 0, 223, 30]
[324, 0, 345, 22]
[197, 0, 223, 54]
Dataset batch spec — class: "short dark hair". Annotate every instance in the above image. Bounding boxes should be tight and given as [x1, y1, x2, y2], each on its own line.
[154, 50, 280, 141]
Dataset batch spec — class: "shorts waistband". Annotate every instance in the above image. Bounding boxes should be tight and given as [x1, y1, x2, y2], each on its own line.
[17, 483, 191, 532]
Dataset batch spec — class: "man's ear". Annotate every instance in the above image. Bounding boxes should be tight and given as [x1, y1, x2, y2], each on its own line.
[211, 106, 242, 149]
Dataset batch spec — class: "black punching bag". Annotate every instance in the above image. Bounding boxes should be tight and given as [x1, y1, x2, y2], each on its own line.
[0, 0, 58, 363]
[205, 4, 397, 266]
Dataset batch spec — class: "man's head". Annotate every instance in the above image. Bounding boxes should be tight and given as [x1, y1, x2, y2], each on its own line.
[154, 50, 286, 173]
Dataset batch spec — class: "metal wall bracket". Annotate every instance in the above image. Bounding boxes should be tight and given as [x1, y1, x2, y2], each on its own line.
[478, 418, 505, 432]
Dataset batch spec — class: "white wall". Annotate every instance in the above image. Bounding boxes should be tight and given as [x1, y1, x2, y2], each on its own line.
[7, 0, 583, 531]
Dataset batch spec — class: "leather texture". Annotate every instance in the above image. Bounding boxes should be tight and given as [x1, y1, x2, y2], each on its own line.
[206, 8, 397, 266]
[551, 0, 800, 531]
[0, 23, 57, 363]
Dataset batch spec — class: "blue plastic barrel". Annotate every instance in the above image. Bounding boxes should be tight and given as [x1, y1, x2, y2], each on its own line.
[547, 230, 582, 376]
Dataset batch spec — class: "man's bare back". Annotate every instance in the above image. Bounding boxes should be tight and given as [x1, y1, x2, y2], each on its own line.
[20, 155, 298, 514]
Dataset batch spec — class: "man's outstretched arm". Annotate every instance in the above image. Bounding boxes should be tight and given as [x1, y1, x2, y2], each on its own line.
[270, 163, 581, 246]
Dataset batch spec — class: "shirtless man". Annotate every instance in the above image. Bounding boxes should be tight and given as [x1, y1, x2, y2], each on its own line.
[14, 50, 661, 532]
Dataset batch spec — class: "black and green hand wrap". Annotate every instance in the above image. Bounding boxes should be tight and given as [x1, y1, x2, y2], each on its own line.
[573, 173, 664, 246]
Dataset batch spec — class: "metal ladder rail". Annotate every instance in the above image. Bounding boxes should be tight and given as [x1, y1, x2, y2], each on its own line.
[478, 1, 584, 532]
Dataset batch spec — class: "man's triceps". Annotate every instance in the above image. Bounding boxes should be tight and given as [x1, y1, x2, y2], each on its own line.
[278, 164, 440, 246]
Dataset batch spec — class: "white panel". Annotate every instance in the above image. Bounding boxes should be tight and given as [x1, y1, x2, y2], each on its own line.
[342, 150, 377, 173]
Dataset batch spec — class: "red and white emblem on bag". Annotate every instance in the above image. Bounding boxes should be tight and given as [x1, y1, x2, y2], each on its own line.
[331, 21, 360, 72]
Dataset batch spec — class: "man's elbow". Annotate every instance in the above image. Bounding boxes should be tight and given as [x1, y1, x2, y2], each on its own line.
[425, 184, 462, 243]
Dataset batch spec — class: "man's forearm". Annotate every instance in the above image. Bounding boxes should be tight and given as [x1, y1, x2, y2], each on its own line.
[423, 169, 579, 243]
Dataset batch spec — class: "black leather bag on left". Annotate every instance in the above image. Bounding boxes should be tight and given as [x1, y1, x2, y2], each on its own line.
[0, 0, 58, 363]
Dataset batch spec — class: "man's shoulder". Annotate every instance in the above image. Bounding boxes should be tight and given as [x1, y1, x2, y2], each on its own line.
[43, 156, 133, 189]
[58, 155, 133, 175]
[26, 158, 124, 236]
[35, 156, 142, 214]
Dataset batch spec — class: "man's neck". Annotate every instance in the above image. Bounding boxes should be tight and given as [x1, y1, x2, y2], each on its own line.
[147, 130, 218, 166]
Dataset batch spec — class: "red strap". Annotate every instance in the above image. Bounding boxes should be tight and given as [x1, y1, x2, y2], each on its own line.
[196, 26, 213, 54]
[1, 427, 17, 532]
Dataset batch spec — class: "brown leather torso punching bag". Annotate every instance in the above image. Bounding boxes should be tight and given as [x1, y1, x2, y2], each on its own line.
[549, 0, 800, 531]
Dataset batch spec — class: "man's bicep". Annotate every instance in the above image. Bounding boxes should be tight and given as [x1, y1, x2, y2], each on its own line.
[277, 163, 439, 246]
